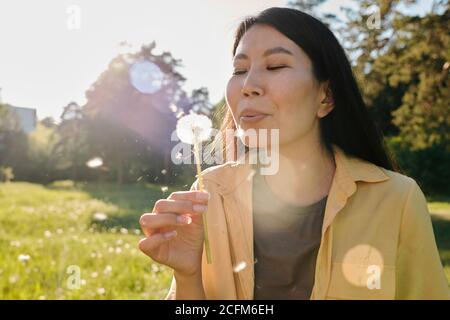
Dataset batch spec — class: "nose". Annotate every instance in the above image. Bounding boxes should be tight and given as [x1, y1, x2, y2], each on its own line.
[241, 74, 264, 97]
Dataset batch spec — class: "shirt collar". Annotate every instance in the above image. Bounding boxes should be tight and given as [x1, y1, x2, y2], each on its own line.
[201, 143, 390, 195]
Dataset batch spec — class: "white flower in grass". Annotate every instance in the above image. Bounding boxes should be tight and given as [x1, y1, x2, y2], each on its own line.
[97, 287, 106, 295]
[103, 265, 113, 275]
[176, 112, 212, 145]
[18, 254, 31, 263]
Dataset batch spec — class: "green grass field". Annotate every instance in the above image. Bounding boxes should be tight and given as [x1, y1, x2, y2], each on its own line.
[1, 181, 449, 299]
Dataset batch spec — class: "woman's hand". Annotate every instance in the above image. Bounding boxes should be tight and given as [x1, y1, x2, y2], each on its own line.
[138, 190, 209, 277]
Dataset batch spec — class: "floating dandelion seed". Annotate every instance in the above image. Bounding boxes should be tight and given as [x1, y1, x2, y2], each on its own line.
[175, 112, 213, 264]
[161, 169, 167, 175]
[176, 110, 185, 119]
[233, 261, 247, 273]
[93, 212, 108, 221]
[169, 104, 178, 113]
[86, 157, 103, 168]
[236, 126, 245, 138]
[247, 170, 256, 181]
[161, 186, 168, 193]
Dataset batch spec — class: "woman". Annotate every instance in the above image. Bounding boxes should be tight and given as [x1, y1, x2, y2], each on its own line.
[138, 7, 449, 299]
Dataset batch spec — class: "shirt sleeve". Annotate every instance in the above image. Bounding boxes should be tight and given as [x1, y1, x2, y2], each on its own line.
[395, 179, 450, 299]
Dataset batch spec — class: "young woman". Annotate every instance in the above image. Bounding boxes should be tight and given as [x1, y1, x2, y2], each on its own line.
[138, 7, 449, 300]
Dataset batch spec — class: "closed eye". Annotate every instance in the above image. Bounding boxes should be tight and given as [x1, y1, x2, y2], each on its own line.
[232, 65, 287, 76]
[267, 65, 287, 71]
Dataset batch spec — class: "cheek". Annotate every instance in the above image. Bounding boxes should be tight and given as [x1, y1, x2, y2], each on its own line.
[271, 72, 319, 139]
[225, 79, 240, 120]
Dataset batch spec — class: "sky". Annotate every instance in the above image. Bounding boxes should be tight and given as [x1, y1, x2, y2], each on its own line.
[0, 0, 434, 121]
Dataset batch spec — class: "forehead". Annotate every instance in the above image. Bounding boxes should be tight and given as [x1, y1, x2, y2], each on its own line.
[234, 24, 301, 60]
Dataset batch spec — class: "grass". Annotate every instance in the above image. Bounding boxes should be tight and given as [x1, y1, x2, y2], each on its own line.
[0, 181, 449, 299]
[0, 180, 187, 299]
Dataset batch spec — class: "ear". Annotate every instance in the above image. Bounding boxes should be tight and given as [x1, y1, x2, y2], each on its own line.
[317, 80, 334, 118]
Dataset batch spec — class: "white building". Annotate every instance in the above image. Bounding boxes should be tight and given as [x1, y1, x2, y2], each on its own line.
[6, 105, 37, 133]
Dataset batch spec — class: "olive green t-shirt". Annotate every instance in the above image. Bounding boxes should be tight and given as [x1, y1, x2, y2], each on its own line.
[252, 165, 328, 300]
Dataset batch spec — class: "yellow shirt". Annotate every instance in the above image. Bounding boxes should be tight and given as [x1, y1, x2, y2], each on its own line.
[166, 144, 449, 300]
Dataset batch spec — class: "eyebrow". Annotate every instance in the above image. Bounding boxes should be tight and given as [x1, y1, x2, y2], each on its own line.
[233, 46, 294, 61]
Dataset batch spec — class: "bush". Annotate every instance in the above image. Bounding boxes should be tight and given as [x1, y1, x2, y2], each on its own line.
[0, 166, 14, 182]
[387, 137, 450, 195]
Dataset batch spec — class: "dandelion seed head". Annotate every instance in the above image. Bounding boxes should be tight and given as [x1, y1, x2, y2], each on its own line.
[176, 113, 212, 145]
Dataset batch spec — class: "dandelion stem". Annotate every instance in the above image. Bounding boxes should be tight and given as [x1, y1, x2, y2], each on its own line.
[193, 142, 212, 264]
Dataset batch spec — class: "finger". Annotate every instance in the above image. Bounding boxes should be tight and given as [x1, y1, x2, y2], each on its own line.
[138, 231, 177, 256]
[168, 191, 210, 203]
[140, 212, 192, 236]
[152, 199, 208, 215]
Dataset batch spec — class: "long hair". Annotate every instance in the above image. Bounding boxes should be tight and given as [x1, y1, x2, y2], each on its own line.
[214, 7, 397, 171]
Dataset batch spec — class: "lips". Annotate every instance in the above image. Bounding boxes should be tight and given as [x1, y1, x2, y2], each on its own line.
[239, 109, 270, 123]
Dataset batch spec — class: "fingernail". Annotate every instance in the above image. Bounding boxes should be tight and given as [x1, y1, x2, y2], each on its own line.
[163, 230, 177, 239]
[196, 192, 210, 200]
[193, 204, 208, 212]
[176, 215, 192, 225]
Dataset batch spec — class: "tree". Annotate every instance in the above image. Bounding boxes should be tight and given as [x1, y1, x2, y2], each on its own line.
[83, 42, 210, 184]
[288, 0, 340, 27]
[53, 101, 89, 181]
[0, 103, 28, 174]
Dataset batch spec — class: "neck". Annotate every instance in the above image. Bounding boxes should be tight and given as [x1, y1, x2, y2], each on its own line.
[262, 131, 336, 206]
